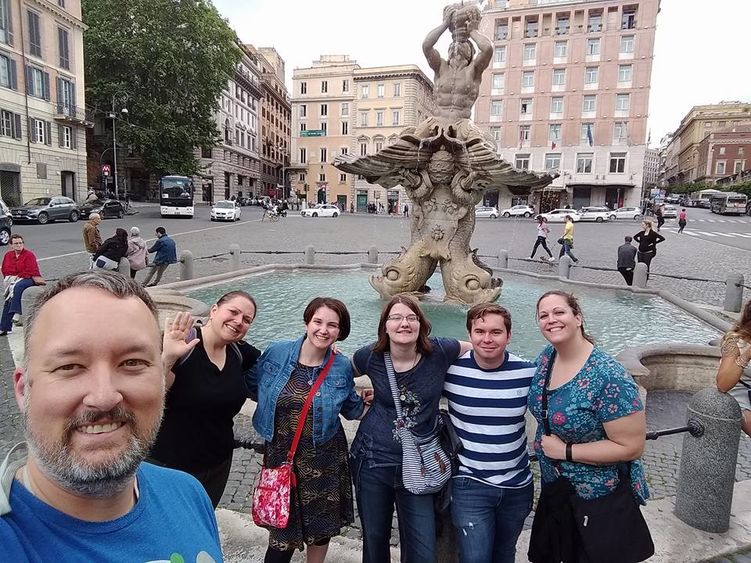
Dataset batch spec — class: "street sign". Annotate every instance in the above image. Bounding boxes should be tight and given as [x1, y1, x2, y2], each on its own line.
[101, 164, 111, 177]
[300, 130, 325, 137]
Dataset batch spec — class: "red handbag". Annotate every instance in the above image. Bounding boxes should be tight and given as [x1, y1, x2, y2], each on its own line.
[251, 352, 336, 528]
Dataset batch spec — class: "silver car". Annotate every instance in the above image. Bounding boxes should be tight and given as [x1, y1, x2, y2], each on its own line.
[10, 196, 80, 224]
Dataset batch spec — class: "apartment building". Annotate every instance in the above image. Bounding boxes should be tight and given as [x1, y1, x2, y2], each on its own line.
[695, 125, 751, 184]
[195, 43, 263, 203]
[662, 101, 751, 185]
[642, 146, 658, 190]
[476, 0, 660, 211]
[0, 0, 88, 206]
[352, 65, 434, 212]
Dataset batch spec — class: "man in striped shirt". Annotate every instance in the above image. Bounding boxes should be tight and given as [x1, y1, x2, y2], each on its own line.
[444, 303, 535, 563]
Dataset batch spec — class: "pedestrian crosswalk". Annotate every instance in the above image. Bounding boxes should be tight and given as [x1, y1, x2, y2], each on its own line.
[661, 226, 751, 239]
[667, 217, 751, 224]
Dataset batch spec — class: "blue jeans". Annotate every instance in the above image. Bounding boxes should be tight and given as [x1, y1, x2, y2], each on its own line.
[352, 458, 437, 563]
[450, 478, 533, 563]
[558, 240, 578, 262]
[1, 277, 35, 332]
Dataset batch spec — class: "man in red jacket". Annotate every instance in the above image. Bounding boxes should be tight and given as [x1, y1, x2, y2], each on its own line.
[1, 235, 45, 336]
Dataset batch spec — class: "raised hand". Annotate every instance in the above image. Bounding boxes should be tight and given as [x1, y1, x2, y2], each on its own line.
[162, 312, 200, 371]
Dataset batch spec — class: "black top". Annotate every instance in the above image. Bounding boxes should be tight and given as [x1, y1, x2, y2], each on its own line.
[150, 327, 261, 471]
[94, 236, 128, 262]
[632, 230, 665, 254]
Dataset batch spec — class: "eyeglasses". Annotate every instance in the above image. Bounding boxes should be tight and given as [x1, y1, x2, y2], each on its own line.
[387, 314, 419, 323]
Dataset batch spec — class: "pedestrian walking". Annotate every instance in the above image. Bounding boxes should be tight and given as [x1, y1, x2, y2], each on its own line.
[92, 228, 129, 271]
[557, 215, 579, 264]
[530, 215, 554, 261]
[403, 203, 409, 217]
[617, 235, 638, 286]
[678, 208, 688, 233]
[143, 227, 177, 287]
[655, 203, 665, 231]
[126, 226, 148, 279]
[633, 220, 665, 275]
[82, 213, 102, 267]
[0, 235, 45, 336]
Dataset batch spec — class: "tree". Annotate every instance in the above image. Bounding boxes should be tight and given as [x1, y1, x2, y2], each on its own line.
[83, 0, 241, 176]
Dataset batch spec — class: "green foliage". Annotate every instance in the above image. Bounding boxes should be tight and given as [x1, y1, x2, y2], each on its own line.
[83, 0, 241, 176]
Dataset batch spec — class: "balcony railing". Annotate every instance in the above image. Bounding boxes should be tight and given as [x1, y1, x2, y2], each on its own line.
[53, 103, 92, 126]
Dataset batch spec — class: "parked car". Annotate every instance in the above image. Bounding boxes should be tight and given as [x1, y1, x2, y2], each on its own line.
[210, 200, 242, 221]
[662, 204, 678, 218]
[79, 199, 125, 219]
[475, 206, 499, 219]
[0, 198, 11, 228]
[539, 208, 580, 222]
[612, 206, 643, 221]
[301, 203, 340, 218]
[578, 206, 615, 222]
[10, 196, 80, 224]
[500, 204, 535, 218]
[0, 199, 11, 245]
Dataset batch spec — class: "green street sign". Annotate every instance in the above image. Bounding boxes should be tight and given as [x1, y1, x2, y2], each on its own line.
[300, 129, 325, 137]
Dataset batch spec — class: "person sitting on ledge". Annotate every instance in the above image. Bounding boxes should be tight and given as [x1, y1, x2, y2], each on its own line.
[716, 299, 751, 437]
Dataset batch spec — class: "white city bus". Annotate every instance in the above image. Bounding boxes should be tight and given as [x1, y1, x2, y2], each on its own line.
[159, 175, 194, 218]
[710, 192, 748, 215]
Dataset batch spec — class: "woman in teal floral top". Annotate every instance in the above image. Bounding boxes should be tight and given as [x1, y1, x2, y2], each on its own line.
[528, 290, 650, 504]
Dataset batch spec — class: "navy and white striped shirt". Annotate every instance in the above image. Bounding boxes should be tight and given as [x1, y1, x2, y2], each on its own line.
[444, 350, 535, 488]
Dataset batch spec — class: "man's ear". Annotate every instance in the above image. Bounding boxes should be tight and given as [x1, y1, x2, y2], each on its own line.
[13, 368, 27, 413]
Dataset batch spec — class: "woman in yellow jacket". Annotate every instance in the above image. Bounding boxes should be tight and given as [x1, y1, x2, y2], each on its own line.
[558, 215, 579, 263]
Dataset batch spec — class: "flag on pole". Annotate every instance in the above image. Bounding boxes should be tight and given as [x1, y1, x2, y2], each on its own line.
[551, 141, 557, 150]
[586, 124, 594, 147]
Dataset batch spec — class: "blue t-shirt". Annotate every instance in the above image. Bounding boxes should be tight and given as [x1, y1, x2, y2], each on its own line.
[0, 462, 223, 562]
[528, 345, 650, 503]
[351, 337, 461, 467]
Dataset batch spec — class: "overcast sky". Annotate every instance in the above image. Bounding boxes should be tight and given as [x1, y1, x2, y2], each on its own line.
[213, 0, 751, 146]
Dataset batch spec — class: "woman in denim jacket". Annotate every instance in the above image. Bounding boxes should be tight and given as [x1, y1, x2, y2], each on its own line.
[245, 297, 366, 563]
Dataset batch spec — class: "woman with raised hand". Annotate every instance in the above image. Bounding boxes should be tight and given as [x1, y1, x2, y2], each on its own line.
[716, 299, 751, 437]
[351, 294, 470, 563]
[245, 297, 365, 563]
[528, 290, 651, 562]
[154, 290, 261, 507]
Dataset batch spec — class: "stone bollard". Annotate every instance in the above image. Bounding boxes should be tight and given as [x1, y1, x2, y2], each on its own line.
[498, 249, 509, 269]
[724, 273, 744, 313]
[180, 250, 194, 281]
[117, 257, 130, 277]
[368, 246, 379, 264]
[633, 262, 649, 288]
[558, 255, 573, 278]
[675, 388, 741, 533]
[305, 245, 315, 265]
[20, 285, 46, 327]
[229, 244, 241, 271]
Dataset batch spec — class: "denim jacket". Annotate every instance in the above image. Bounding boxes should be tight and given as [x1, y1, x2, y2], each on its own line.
[245, 336, 364, 446]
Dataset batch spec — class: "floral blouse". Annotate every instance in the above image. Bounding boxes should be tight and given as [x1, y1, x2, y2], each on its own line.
[528, 345, 650, 503]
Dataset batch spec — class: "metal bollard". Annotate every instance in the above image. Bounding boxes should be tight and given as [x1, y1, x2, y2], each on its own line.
[558, 255, 572, 278]
[229, 244, 241, 271]
[20, 285, 45, 328]
[675, 388, 741, 533]
[368, 246, 378, 264]
[724, 273, 744, 313]
[180, 250, 194, 281]
[498, 249, 509, 268]
[305, 245, 315, 265]
[633, 262, 649, 288]
[117, 258, 130, 277]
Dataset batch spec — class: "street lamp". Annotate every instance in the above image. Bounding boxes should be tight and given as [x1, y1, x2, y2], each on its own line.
[107, 94, 128, 200]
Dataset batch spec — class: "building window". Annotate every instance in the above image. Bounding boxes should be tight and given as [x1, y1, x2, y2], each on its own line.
[549, 124, 561, 142]
[555, 16, 569, 35]
[58, 27, 70, 69]
[60, 124, 73, 148]
[27, 10, 41, 57]
[586, 38, 600, 56]
[377, 84, 384, 98]
[492, 73, 504, 91]
[0, 53, 16, 89]
[359, 111, 368, 127]
[525, 18, 538, 38]
[57, 77, 74, 113]
[620, 35, 635, 54]
[550, 97, 563, 114]
[339, 173, 347, 183]
[361, 85, 369, 99]
[519, 125, 530, 142]
[299, 104, 307, 118]
[320, 121, 327, 134]
[614, 121, 628, 142]
[622, 8, 637, 30]
[545, 153, 561, 170]
[554, 41, 567, 58]
[393, 82, 401, 97]
[588, 12, 602, 32]
[341, 121, 348, 135]
[341, 102, 349, 117]
[716, 161, 726, 175]
[515, 153, 530, 170]
[582, 95, 596, 113]
[522, 71, 534, 89]
[299, 122, 306, 132]
[321, 80, 328, 93]
[495, 19, 508, 40]
[375, 140, 383, 152]
[734, 160, 744, 173]
[490, 100, 502, 117]
[616, 94, 630, 112]
[0, 0, 12, 46]
[0, 109, 21, 139]
[319, 173, 326, 182]
[552, 68, 565, 86]
[580, 123, 594, 144]
[490, 126, 501, 141]
[520, 99, 532, 115]
[320, 147, 327, 163]
[31, 117, 50, 144]
[360, 142, 367, 156]
[300, 82, 307, 94]
[494, 46, 506, 63]
[376, 110, 384, 126]
[342, 79, 349, 93]
[576, 153, 593, 173]
[299, 147, 306, 164]
[609, 152, 626, 173]
[320, 103, 327, 116]
[201, 147, 211, 158]
[340, 147, 348, 155]
[27, 66, 49, 99]
[392, 110, 400, 125]
[618, 64, 633, 82]
[523, 43, 536, 61]
[584, 67, 599, 85]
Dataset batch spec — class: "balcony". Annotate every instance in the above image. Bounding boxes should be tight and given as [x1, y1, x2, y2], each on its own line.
[235, 67, 263, 98]
[53, 103, 92, 127]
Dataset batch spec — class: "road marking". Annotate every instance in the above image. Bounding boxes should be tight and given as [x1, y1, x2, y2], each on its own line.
[715, 232, 736, 238]
[696, 231, 718, 237]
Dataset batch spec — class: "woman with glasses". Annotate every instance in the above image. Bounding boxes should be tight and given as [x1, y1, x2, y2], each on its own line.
[351, 294, 470, 563]
[1, 234, 45, 336]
